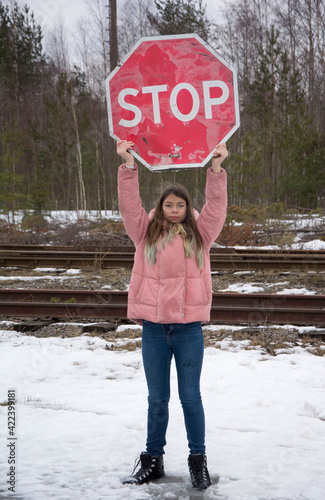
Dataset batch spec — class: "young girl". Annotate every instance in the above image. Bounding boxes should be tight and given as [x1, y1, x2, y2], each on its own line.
[117, 139, 228, 491]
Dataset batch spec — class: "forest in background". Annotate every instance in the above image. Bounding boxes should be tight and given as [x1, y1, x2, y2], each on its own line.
[0, 0, 325, 225]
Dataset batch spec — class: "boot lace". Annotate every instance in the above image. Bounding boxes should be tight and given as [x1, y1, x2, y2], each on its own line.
[130, 455, 155, 481]
[189, 456, 210, 487]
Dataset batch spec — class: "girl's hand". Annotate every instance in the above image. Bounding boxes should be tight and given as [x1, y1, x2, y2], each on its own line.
[116, 140, 135, 167]
[212, 143, 228, 173]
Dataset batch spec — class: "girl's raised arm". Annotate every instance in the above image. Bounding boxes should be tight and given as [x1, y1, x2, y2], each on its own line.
[195, 143, 228, 247]
[117, 140, 149, 246]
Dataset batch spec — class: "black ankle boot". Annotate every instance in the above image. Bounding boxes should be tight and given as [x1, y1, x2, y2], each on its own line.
[188, 453, 211, 490]
[123, 452, 165, 485]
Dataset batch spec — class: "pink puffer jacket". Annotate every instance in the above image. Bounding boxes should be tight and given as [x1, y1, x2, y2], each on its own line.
[118, 164, 227, 325]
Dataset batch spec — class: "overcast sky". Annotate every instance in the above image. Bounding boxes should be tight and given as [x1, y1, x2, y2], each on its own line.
[12, 0, 225, 36]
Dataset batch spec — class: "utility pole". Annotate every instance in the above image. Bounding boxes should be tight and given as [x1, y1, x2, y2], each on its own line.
[109, 0, 118, 72]
[106, 0, 119, 186]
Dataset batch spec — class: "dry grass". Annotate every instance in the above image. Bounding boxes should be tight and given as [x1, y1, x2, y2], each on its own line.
[203, 327, 325, 356]
[0, 217, 133, 247]
[298, 336, 325, 357]
[109, 340, 142, 351]
[3, 317, 324, 356]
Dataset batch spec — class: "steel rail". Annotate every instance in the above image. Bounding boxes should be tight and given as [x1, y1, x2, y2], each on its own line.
[0, 289, 324, 325]
[1, 244, 325, 254]
[0, 248, 325, 270]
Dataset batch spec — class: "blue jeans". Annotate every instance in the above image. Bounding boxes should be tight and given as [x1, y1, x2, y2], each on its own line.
[141, 320, 205, 456]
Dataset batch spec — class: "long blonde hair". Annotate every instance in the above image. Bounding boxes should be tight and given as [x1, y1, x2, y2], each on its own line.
[144, 184, 204, 269]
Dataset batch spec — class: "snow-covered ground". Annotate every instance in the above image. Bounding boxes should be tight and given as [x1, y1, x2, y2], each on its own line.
[1, 210, 122, 226]
[1, 326, 325, 500]
[291, 239, 325, 250]
[0, 210, 324, 499]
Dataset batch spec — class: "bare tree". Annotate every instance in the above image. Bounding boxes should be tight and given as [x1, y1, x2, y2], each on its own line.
[220, 0, 275, 82]
[47, 14, 71, 72]
[274, 0, 325, 133]
[118, 0, 157, 58]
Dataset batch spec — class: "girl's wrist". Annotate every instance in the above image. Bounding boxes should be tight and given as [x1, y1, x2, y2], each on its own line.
[211, 162, 221, 174]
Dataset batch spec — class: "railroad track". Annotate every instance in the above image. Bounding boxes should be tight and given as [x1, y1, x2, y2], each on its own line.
[1, 289, 324, 326]
[0, 245, 325, 270]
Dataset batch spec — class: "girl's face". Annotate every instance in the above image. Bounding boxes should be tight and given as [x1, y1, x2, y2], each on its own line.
[162, 194, 187, 223]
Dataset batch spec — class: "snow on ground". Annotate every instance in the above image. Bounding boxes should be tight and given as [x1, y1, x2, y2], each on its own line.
[3, 210, 122, 225]
[283, 215, 324, 230]
[266, 214, 324, 233]
[44, 210, 122, 224]
[0, 269, 83, 284]
[218, 283, 317, 295]
[0, 273, 82, 283]
[3, 209, 324, 250]
[1, 327, 325, 500]
[220, 240, 325, 251]
[291, 239, 325, 250]
[219, 284, 266, 293]
[0, 210, 324, 499]
[226, 239, 325, 251]
[277, 288, 316, 295]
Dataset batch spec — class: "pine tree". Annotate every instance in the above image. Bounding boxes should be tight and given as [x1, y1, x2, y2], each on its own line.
[0, 125, 27, 223]
[246, 26, 325, 208]
[0, 2, 45, 96]
[147, 0, 210, 41]
[0, 1, 47, 221]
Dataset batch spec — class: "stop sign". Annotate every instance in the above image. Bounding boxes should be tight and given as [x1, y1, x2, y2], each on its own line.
[106, 34, 239, 171]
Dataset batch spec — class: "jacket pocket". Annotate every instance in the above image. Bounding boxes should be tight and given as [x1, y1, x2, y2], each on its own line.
[186, 277, 209, 306]
[134, 277, 158, 306]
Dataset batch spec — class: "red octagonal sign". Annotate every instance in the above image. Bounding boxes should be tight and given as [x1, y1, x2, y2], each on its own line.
[106, 34, 240, 171]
